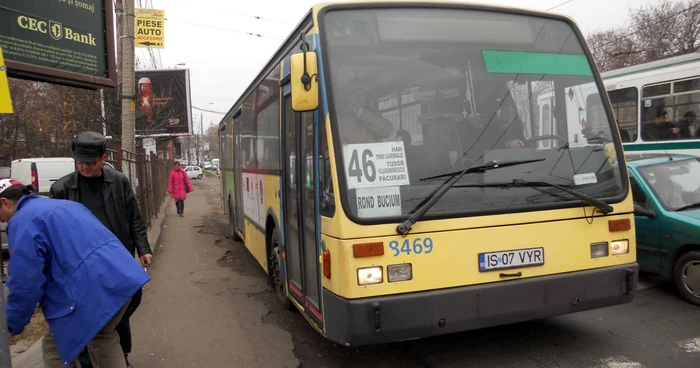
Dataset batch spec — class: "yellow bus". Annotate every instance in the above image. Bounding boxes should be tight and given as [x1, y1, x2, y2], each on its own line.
[218, 1, 638, 346]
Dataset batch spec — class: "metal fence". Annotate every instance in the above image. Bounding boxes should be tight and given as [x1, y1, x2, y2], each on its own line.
[105, 149, 171, 229]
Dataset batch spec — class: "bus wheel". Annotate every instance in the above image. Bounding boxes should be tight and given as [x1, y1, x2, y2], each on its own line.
[673, 251, 700, 306]
[270, 229, 292, 310]
[228, 204, 242, 242]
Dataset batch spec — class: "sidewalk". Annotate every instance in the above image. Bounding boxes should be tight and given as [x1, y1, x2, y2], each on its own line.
[10, 197, 170, 368]
[127, 178, 298, 368]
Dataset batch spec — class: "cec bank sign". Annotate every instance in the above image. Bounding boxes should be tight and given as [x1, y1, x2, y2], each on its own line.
[0, 0, 116, 89]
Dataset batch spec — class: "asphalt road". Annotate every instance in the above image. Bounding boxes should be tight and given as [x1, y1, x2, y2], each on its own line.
[130, 176, 700, 368]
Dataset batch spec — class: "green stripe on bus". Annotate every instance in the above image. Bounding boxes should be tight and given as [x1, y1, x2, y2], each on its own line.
[482, 50, 593, 76]
[623, 141, 700, 151]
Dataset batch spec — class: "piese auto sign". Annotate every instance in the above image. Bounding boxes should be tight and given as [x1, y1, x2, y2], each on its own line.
[0, 0, 116, 89]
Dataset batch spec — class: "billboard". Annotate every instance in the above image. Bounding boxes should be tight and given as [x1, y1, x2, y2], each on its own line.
[0, 0, 117, 89]
[135, 68, 193, 137]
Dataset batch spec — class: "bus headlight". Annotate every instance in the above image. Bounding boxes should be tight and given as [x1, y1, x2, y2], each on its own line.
[357, 266, 383, 286]
[387, 263, 412, 283]
[590, 242, 609, 258]
[611, 240, 629, 255]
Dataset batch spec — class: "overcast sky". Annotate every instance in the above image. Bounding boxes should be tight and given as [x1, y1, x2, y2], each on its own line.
[140, 0, 679, 133]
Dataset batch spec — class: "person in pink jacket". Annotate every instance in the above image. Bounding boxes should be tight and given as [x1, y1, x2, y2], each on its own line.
[168, 161, 194, 217]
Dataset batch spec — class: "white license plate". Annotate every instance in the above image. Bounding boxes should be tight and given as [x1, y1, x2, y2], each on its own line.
[479, 247, 544, 272]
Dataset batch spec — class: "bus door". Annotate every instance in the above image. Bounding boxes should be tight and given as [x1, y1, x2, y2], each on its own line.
[233, 113, 245, 238]
[282, 84, 323, 327]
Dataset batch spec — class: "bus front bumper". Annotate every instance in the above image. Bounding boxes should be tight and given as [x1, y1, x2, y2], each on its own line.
[323, 263, 638, 346]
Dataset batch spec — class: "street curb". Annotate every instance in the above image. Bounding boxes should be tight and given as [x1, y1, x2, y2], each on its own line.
[12, 198, 173, 367]
[148, 197, 172, 257]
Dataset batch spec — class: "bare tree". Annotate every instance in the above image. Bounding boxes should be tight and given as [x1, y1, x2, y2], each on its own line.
[587, 0, 700, 72]
[630, 0, 700, 62]
[0, 78, 103, 163]
[206, 126, 220, 158]
[587, 29, 642, 72]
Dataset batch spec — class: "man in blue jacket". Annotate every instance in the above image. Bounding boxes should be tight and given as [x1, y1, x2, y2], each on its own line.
[0, 179, 150, 368]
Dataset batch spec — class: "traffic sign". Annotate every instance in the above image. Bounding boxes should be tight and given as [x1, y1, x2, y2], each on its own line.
[0, 47, 13, 114]
[135, 8, 164, 49]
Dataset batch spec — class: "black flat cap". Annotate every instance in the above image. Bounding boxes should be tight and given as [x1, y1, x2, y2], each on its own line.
[72, 131, 106, 163]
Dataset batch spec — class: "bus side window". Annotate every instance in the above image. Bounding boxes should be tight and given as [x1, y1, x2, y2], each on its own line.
[320, 108, 335, 218]
[608, 87, 638, 143]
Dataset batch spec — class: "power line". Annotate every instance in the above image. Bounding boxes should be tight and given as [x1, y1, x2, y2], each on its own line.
[546, 0, 574, 11]
[171, 0, 294, 25]
[192, 95, 236, 101]
[591, 2, 700, 51]
[165, 18, 285, 40]
[192, 106, 227, 114]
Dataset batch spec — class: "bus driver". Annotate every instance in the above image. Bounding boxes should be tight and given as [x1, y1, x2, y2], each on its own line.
[337, 88, 394, 145]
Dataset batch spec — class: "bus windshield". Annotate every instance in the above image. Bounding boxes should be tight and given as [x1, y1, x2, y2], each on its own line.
[321, 7, 625, 222]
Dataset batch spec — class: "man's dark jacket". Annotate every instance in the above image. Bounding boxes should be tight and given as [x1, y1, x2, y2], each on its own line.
[49, 167, 152, 257]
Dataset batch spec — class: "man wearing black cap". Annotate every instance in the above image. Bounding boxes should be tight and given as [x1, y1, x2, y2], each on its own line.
[50, 131, 152, 368]
[641, 105, 681, 141]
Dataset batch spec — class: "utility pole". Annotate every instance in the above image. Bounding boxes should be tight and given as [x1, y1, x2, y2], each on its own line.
[119, 0, 136, 152]
[200, 112, 204, 163]
[195, 116, 200, 166]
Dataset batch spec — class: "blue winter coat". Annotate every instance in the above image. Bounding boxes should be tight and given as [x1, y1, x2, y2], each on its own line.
[5, 195, 150, 366]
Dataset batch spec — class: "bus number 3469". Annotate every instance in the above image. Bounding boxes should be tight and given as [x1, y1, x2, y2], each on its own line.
[388, 238, 434, 256]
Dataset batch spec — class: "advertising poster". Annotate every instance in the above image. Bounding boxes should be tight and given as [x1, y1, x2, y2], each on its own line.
[135, 68, 193, 137]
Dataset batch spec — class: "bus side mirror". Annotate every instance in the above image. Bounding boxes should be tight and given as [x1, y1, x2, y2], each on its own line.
[633, 204, 656, 218]
[290, 51, 319, 112]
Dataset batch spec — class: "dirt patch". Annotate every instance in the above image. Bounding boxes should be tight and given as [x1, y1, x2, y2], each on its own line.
[10, 308, 49, 356]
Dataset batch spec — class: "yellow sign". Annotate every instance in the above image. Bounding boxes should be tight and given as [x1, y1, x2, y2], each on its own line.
[135, 8, 164, 49]
[0, 47, 13, 114]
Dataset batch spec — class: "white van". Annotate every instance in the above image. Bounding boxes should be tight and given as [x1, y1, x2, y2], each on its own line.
[11, 157, 76, 195]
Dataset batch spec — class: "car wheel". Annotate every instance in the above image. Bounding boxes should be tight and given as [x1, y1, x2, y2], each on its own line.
[270, 228, 292, 310]
[197, 174, 203, 180]
[673, 251, 700, 306]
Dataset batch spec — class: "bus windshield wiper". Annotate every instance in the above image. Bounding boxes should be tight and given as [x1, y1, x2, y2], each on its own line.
[675, 202, 700, 212]
[417, 159, 545, 182]
[396, 159, 545, 235]
[454, 179, 614, 214]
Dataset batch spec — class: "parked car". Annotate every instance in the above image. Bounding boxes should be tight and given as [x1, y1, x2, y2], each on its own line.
[185, 165, 203, 180]
[11, 157, 75, 195]
[627, 153, 700, 306]
[0, 166, 10, 179]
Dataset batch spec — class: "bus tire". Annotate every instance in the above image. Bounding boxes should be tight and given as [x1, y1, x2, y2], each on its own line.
[270, 228, 292, 310]
[228, 202, 242, 242]
[673, 251, 700, 306]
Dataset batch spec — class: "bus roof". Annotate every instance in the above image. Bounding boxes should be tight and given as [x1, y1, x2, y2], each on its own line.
[601, 52, 700, 80]
[311, 0, 558, 16]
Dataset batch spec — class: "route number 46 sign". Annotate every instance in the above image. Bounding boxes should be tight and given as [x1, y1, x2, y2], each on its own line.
[342, 141, 410, 190]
